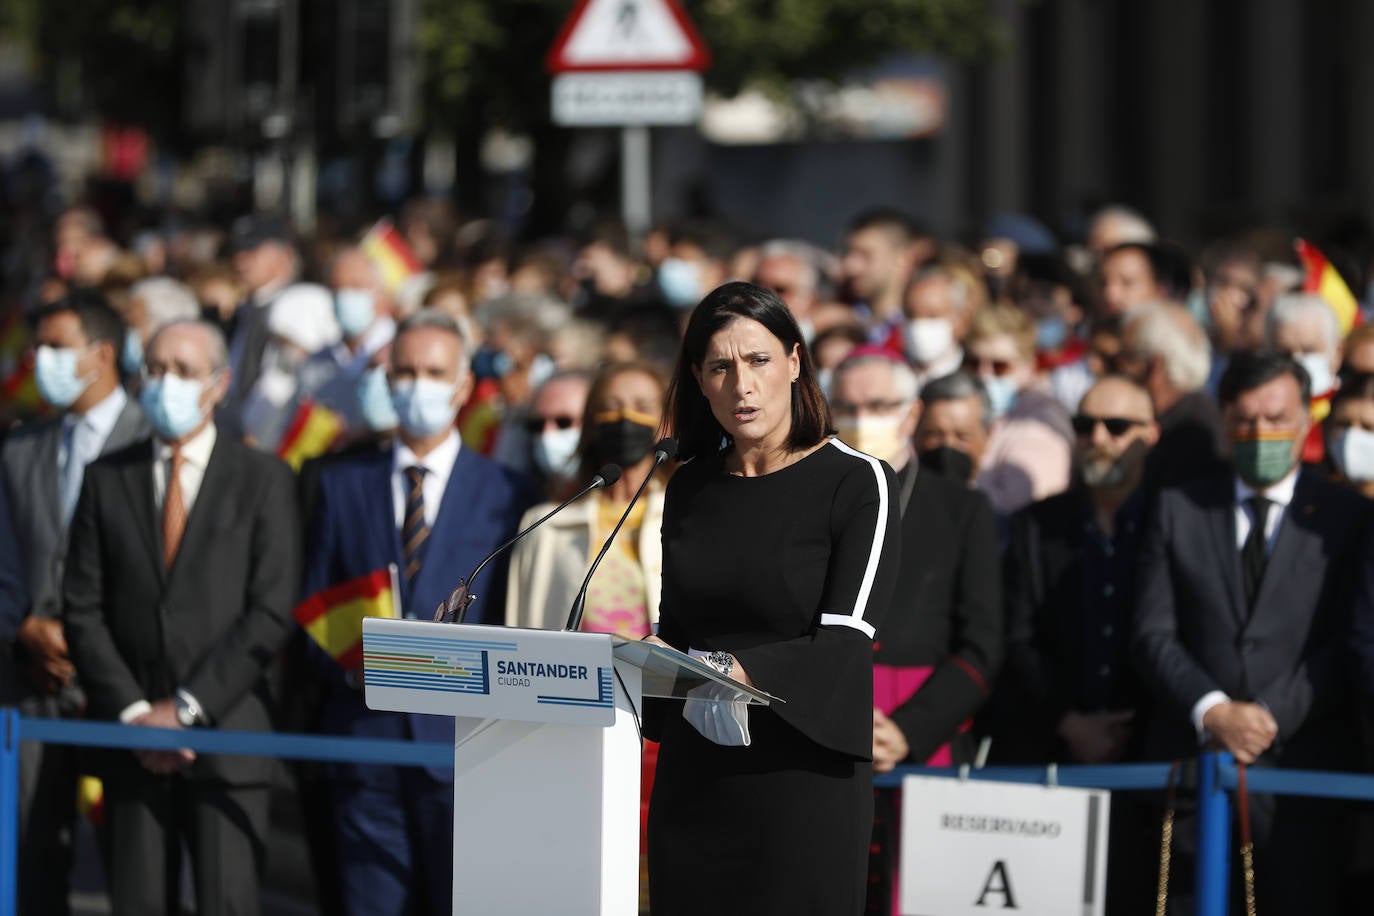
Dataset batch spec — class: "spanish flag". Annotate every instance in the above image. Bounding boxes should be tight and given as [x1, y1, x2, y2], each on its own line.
[361, 219, 421, 293]
[1296, 238, 1362, 335]
[294, 566, 400, 670]
[277, 400, 344, 471]
[1, 349, 42, 413]
[77, 775, 104, 828]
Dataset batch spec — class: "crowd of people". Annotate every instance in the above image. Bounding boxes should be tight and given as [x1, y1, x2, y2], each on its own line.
[3, 194, 1374, 915]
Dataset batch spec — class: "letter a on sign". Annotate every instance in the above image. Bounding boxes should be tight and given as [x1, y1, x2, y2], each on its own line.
[975, 860, 1018, 909]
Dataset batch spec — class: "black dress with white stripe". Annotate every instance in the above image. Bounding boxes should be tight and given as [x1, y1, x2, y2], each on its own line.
[646, 438, 902, 916]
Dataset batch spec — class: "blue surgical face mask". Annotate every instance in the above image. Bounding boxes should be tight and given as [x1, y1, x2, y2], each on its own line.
[391, 377, 458, 438]
[139, 372, 212, 441]
[35, 345, 95, 409]
[357, 365, 399, 432]
[335, 289, 377, 339]
[658, 257, 703, 308]
[471, 348, 513, 381]
[532, 426, 581, 479]
[817, 368, 834, 400]
[982, 375, 1019, 419]
[1035, 316, 1069, 352]
[120, 330, 143, 376]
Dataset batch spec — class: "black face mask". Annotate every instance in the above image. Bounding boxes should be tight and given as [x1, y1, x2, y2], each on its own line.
[594, 416, 657, 468]
[918, 446, 975, 483]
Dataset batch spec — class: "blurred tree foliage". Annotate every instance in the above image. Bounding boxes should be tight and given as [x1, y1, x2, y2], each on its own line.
[19, 0, 182, 132]
[4, 0, 1001, 135]
[421, 0, 1004, 130]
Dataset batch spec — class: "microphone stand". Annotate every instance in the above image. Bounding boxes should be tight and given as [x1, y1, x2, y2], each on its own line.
[565, 438, 677, 632]
[435, 464, 622, 624]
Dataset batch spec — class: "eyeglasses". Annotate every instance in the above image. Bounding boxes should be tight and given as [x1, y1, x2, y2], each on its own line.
[963, 355, 1016, 377]
[524, 415, 578, 434]
[1071, 414, 1148, 437]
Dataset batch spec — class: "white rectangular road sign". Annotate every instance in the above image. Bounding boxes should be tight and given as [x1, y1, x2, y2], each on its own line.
[552, 71, 703, 126]
[900, 775, 1110, 916]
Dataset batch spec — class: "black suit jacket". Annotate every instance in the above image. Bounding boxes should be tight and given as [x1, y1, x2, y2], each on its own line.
[63, 433, 301, 783]
[1132, 467, 1370, 766]
[877, 466, 1003, 763]
[1142, 390, 1227, 493]
[996, 487, 1150, 763]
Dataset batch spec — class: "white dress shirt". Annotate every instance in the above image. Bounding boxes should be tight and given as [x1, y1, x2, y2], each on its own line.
[152, 422, 218, 515]
[118, 422, 218, 726]
[58, 386, 128, 524]
[1190, 467, 1302, 741]
[391, 430, 461, 529]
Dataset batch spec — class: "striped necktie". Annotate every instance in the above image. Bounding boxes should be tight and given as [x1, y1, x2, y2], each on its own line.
[402, 465, 429, 583]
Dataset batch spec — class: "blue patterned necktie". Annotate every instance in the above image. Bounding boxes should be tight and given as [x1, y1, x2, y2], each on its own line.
[60, 417, 93, 527]
[402, 465, 429, 583]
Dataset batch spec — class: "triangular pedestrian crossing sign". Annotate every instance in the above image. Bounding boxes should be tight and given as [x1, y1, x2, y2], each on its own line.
[546, 0, 711, 73]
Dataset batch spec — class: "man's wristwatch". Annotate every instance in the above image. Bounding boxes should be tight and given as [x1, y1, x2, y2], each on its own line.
[705, 651, 734, 678]
[174, 693, 202, 728]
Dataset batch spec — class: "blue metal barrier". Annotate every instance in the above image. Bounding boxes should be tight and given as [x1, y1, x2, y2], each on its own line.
[1196, 752, 1233, 916]
[3, 713, 1368, 916]
[0, 712, 454, 916]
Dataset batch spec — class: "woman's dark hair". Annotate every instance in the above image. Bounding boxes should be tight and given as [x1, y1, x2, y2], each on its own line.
[576, 361, 667, 481]
[664, 281, 831, 462]
[1330, 371, 1374, 416]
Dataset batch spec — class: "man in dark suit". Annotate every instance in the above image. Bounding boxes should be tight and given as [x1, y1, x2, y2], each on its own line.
[829, 350, 1002, 914]
[0, 292, 150, 916]
[1133, 349, 1370, 914]
[998, 375, 1159, 914]
[999, 375, 1158, 764]
[64, 319, 300, 916]
[302, 309, 536, 916]
[224, 214, 298, 432]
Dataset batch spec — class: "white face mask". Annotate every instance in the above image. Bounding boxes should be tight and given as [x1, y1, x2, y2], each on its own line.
[1331, 427, 1374, 483]
[903, 318, 954, 366]
[532, 426, 581, 479]
[833, 413, 909, 466]
[1297, 352, 1335, 395]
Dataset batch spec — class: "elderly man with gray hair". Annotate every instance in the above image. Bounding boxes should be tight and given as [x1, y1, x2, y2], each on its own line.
[65, 317, 300, 916]
[1266, 292, 1344, 462]
[122, 277, 202, 374]
[1117, 301, 1227, 491]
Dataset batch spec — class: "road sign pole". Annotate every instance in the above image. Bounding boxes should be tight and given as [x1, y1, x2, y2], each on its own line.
[621, 125, 652, 240]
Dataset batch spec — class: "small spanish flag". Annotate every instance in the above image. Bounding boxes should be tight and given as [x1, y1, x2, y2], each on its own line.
[294, 565, 401, 670]
[1, 349, 42, 413]
[457, 380, 504, 455]
[277, 400, 344, 471]
[77, 775, 104, 828]
[1296, 238, 1362, 335]
[361, 219, 422, 293]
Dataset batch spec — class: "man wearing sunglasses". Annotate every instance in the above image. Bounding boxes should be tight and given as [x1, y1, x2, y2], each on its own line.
[1000, 376, 1159, 763]
[523, 369, 591, 501]
[1134, 349, 1369, 914]
[995, 376, 1159, 909]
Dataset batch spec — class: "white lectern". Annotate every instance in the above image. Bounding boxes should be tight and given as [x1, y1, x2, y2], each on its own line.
[362, 618, 778, 915]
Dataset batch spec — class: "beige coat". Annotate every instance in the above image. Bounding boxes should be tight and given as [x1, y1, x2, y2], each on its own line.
[504, 483, 665, 631]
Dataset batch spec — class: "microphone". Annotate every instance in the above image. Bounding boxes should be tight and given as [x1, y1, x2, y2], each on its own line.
[434, 463, 623, 624]
[564, 438, 678, 632]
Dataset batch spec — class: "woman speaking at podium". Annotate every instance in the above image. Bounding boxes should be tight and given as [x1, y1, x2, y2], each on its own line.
[645, 282, 902, 915]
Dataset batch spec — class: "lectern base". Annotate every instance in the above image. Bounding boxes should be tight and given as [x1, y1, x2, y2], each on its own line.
[451, 664, 643, 915]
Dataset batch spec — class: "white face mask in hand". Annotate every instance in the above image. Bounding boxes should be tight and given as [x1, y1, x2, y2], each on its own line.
[682, 681, 752, 747]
